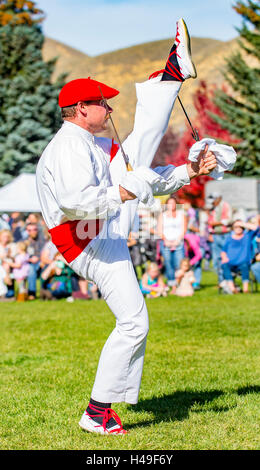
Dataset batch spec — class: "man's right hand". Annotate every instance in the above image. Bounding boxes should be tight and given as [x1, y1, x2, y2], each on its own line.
[119, 185, 137, 202]
[119, 171, 154, 206]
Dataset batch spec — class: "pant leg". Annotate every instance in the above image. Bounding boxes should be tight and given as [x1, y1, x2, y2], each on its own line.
[161, 245, 176, 285]
[173, 247, 184, 272]
[222, 262, 233, 281]
[123, 77, 182, 169]
[193, 260, 202, 285]
[27, 262, 40, 295]
[251, 262, 260, 282]
[70, 234, 149, 405]
[109, 77, 182, 186]
[212, 235, 227, 283]
[239, 262, 250, 282]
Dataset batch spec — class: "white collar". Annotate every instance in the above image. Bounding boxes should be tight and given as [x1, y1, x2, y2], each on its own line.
[62, 121, 95, 143]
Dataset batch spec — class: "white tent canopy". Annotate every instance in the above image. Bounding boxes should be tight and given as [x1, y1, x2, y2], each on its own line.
[0, 173, 41, 213]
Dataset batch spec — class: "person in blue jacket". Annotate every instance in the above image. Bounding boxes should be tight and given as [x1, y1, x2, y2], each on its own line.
[221, 218, 259, 293]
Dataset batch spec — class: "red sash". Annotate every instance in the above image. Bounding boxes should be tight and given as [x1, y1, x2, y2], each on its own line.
[48, 219, 104, 263]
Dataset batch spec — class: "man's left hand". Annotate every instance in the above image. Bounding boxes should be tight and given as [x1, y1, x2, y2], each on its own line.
[187, 144, 217, 179]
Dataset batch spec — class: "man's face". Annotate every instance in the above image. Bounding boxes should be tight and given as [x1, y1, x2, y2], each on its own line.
[26, 224, 38, 239]
[232, 221, 244, 235]
[83, 99, 113, 133]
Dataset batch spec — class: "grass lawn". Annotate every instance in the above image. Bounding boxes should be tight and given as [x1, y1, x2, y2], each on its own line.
[0, 272, 259, 450]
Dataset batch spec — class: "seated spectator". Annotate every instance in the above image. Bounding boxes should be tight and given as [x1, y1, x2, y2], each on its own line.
[8, 241, 30, 301]
[25, 213, 45, 241]
[175, 258, 196, 297]
[251, 251, 260, 283]
[40, 252, 74, 300]
[0, 262, 8, 299]
[0, 229, 17, 299]
[140, 262, 169, 298]
[26, 223, 46, 300]
[221, 219, 259, 294]
[40, 233, 58, 269]
[10, 214, 26, 242]
[249, 215, 260, 284]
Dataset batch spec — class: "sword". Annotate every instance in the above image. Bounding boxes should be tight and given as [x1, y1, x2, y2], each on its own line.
[98, 86, 133, 171]
[177, 96, 200, 142]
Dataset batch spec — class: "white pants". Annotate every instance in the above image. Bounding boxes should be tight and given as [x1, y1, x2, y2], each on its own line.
[70, 77, 181, 404]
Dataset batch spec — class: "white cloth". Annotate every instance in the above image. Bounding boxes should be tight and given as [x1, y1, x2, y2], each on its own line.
[36, 78, 186, 404]
[188, 138, 237, 180]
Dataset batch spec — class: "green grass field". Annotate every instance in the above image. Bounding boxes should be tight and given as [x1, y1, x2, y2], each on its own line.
[0, 272, 259, 450]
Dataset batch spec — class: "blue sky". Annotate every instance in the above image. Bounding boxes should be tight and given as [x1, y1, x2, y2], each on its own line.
[40, 0, 242, 56]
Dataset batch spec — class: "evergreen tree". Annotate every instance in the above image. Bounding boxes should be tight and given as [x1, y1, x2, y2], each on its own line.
[212, 0, 260, 176]
[0, 0, 66, 185]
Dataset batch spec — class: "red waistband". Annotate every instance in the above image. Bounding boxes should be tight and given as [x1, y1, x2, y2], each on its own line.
[48, 219, 104, 263]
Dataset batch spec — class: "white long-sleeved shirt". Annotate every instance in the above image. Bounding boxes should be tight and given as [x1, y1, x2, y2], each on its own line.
[36, 121, 122, 229]
[36, 121, 190, 230]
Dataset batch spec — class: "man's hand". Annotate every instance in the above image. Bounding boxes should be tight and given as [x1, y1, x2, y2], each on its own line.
[119, 185, 136, 202]
[221, 251, 229, 264]
[187, 144, 217, 179]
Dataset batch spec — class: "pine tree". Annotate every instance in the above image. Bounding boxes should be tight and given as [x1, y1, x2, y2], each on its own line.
[0, 0, 66, 185]
[211, 0, 260, 176]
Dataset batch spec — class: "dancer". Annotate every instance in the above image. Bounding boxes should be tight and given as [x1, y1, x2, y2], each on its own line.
[36, 18, 217, 435]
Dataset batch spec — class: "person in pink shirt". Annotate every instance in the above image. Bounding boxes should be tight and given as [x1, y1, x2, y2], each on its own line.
[184, 232, 202, 289]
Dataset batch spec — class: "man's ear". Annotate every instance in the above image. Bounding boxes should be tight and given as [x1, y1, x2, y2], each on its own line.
[77, 101, 88, 117]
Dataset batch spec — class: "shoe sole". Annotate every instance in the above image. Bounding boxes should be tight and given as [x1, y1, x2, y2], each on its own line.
[79, 418, 127, 436]
[179, 18, 197, 79]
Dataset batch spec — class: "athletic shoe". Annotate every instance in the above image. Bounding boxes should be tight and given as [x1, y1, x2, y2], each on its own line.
[150, 18, 197, 81]
[79, 407, 127, 435]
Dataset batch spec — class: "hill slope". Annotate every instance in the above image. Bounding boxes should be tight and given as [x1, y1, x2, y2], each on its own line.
[43, 36, 239, 138]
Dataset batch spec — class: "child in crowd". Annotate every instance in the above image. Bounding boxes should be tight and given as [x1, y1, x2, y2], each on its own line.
[140, 262, 169, 298]
[175, 258, 196, 297]
[8, 241, 30, 301]
[40, 252, 74, 300]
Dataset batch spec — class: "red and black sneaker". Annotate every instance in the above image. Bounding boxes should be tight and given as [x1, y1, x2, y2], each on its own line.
[79, 403, 128, 435]
[150, 18, 197, 81]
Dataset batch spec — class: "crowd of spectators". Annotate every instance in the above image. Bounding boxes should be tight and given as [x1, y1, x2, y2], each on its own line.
[0, 193, 259, 302]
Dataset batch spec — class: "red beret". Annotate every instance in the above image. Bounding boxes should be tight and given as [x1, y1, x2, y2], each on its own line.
[58, 77, 119, 108]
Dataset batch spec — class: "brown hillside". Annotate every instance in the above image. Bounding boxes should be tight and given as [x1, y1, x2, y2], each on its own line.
[43, 36, 239, 139]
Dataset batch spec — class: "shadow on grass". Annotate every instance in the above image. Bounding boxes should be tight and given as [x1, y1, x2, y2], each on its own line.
[127, 385, 260, 429]
[236, 385, 260, 395]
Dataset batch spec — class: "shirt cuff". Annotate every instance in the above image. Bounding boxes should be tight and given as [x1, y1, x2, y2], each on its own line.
[175, 164, 190, 186]
[106, 184, 122, 205]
